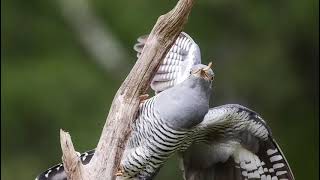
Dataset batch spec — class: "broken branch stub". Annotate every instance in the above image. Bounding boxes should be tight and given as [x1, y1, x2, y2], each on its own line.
[60, 129, 88, 180]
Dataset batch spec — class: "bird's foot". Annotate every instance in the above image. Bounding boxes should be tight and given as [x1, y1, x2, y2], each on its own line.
[139, 94, 149, 104]
[115, 167, 124, 176]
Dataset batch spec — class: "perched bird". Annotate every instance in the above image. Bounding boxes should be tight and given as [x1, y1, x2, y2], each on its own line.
[35, 32, 294, 180]
[117, 62, 214, 179]
[133, 32, 294, 180]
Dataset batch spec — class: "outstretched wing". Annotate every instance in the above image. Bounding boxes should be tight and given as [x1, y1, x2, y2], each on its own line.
[35, 149, 95, 180]
[134, 32, 201, 93]
[180, 104, 294, 180]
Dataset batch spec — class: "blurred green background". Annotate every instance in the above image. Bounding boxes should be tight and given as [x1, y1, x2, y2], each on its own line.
[1, 0, 318, 179]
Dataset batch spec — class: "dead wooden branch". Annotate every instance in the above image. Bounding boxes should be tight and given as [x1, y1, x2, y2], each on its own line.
[59, 0, 195, 179]
[60, 129, 88, 180]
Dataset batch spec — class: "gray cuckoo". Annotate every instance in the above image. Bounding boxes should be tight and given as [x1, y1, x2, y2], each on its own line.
[35, 32, 294, 180]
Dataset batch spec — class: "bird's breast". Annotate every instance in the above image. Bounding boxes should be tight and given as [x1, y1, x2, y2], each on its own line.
[155, 88, 209, 130]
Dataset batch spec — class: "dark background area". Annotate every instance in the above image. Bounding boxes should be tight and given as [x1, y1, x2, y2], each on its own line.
[2, 0, 318, 179]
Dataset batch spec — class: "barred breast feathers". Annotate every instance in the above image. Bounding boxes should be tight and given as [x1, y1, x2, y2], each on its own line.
[121, 96, 190, 179]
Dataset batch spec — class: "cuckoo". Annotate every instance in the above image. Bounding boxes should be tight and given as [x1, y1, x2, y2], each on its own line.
[35, 32, 294, 180]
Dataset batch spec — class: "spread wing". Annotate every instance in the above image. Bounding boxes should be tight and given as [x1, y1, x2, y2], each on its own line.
[35, 150, 95, 180]
[180, 104, 295, 180]
[134, 32, 201, 93]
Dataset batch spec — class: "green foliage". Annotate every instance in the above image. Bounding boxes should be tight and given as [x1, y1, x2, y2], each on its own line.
[2, 0, 318, 179]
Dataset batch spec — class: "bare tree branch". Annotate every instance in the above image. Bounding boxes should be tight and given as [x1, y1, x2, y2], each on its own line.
[60, 129, 88, 180]
[57, 0, 129, 73]
[60, 0, 195, 180]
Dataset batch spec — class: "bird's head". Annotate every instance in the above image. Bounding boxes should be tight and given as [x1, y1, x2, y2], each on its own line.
[190, 62, 214, 82]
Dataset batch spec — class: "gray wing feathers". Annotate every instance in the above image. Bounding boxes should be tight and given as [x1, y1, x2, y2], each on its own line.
[183, 158, 243, 180]
[181, 104, 294, 180]
[256, 137, 295, 180]
[133, 32, 201, 93]
[181, 142, 243, 180]
[197, 104, 270, 142]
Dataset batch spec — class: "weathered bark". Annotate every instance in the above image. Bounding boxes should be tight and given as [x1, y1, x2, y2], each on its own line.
[60, 0, 195, 179]
[60, 129, 87, 180]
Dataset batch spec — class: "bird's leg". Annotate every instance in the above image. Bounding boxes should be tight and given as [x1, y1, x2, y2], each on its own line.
[139, 94, 149, 104]
[115, 166, 124, 176]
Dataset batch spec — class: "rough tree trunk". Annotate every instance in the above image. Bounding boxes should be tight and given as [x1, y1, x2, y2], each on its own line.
[60, 0, 196, 179]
